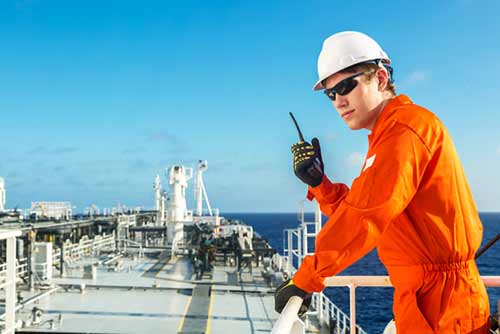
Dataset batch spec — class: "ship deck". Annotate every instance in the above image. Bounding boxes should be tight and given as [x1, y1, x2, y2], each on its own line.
[14, 254, 281, 333]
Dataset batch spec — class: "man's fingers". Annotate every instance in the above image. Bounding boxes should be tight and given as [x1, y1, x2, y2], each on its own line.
[311, 137, 321, 158]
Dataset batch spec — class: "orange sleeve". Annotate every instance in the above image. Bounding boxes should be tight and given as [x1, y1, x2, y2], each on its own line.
[306, 176, 349, 216]
[293, 124, 433, 292]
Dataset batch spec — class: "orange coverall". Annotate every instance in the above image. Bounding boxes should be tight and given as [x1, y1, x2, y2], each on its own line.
[293, 95, 490, 333]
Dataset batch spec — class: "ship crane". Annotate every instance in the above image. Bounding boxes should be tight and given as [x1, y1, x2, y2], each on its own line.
[194, 160, 213, 216]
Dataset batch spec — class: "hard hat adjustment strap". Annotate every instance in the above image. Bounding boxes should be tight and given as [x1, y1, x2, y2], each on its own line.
[358, 59, 395, 84]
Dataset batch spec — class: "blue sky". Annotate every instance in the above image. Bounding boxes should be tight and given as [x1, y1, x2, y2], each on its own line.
[1, 0, 499, 212]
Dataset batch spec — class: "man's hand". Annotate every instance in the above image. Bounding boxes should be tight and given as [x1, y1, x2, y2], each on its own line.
[274, 279, 312, 316]
[291, 137, 324, 187]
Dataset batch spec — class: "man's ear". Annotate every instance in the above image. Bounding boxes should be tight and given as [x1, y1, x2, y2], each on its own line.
[376, 68, 388, 91]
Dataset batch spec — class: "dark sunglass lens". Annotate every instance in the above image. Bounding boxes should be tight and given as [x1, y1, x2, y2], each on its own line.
[323, 73, 363, 101]
[324, 89, 336, 101]
[336, 78, 358, 95]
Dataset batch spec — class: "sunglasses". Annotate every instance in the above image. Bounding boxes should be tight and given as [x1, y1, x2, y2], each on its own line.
[323, 72, 366, 101]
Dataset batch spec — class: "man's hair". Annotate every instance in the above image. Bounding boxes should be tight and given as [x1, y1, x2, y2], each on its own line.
[340, 62, 397, 96]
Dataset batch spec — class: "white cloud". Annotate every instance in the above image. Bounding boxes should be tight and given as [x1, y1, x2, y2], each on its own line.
[346, 152, 365, 168]
[496, 147, 500, 156]
[402, 70, 431, 85]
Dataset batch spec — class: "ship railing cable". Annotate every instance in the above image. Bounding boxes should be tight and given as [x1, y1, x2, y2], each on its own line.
[311, 293, 367, 334]
[273, 275, 500, 334]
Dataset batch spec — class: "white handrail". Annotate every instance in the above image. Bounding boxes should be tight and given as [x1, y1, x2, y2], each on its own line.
[324, 275, 500, 334]
[324, 275, 393, 287]
[52, 234, 116, 264]
[271, 296, 305, 334]
[324, 275, 500, 287]
[480, 276, 500, 287]
[273, 275, 500, 334]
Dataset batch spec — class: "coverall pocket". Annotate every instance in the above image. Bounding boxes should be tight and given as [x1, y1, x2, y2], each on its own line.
[414, 290, 434, 333]
[467, 275, 490, 333]
[452, 270, 490, 333]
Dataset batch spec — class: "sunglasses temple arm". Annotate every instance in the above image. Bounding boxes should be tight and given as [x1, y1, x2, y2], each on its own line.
[289, 112, 305, 142]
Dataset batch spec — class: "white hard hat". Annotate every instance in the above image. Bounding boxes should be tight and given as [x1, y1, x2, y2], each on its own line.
[313, 31, 391, 91]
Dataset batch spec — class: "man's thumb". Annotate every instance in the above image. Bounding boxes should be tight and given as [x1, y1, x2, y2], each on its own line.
[311, 137, 322, 161]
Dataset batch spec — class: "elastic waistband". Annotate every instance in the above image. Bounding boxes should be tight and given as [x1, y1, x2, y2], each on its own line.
[386, 259, 478, 288]
[387, 259, 476, 272]
[419, 259, 476, 273]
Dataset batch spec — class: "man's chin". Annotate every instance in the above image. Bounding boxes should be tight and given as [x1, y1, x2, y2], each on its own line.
[345, 121, 362, 131]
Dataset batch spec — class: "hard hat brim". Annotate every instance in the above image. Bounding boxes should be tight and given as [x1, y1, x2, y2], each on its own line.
[313, 78, 326, 91]
[312, 58, 391, 91]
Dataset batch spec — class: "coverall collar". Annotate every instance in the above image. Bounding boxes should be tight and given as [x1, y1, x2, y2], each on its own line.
[369, 94, 413, 141]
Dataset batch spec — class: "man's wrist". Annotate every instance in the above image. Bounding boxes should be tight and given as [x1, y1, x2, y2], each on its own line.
[307, 174, 331, 200]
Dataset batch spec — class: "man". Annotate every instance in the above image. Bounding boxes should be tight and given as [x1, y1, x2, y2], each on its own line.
[275, 31, 490, 333]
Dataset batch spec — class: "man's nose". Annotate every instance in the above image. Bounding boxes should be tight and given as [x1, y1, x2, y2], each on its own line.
[334, 95, 348, 109]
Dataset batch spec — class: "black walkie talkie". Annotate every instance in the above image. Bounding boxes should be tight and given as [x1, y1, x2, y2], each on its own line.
[289, 112, 305, 142]
[289, 112, 323, 182]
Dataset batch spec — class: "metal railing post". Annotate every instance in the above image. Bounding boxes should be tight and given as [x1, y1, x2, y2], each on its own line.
[297, 230, 302, 267]
[302, 224, 308, 263]
[349, 284, 356, 334]
[317, 291, 323, 326]
[287, 230, 293, 274]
